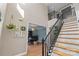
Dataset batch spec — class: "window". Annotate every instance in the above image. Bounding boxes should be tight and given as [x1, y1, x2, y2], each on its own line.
[16, 4, 24, 18]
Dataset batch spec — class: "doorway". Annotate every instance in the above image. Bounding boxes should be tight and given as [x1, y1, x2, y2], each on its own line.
[27, 23, 46, 56]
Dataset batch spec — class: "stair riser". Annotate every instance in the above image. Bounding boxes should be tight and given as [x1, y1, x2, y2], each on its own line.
[57, 39, 79, 45]
[61, 30, 79, 32]
[55, 43, 79, 49]
[53, 49, 70, 56]
[64, 17, 77, 21]
[64, 18, 77, 21]
[64, 23, 77, 25]
[61, 28, 79, 31]
[62, 26, 78, 28]
[62, 26, 78, 29]
[64, 19, 77, 22]
[59, 35, 79, 38]
[61, 26, 79, 30]
[55, 44, 79, 53]
[64, 21, 77, 24]
[53, 47, 77, 55]
[58, 37, 79, 40]
[60, 31, 79, 34]
[63, 24, 77, 27]
[51, 53, 59, 56]
[51, 17, 79, 56]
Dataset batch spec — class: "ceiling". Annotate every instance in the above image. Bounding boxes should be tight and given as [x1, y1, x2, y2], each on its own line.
[19, 3, 68, 13]
[45, 3, 68, 13]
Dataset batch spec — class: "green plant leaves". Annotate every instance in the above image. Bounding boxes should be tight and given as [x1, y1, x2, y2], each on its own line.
[6, 23, 16, 30]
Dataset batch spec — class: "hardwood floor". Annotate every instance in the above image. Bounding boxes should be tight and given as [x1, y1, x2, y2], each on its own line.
[27, 43, 42, 56]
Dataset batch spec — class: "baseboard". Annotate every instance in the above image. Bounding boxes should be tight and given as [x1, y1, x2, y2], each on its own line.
[15, 52, 26, 56]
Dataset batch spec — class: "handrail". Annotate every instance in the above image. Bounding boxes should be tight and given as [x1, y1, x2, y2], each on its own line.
[42, 15, 63, 56]
[44, 15, 62, 41]
[44, 19, 59, 41]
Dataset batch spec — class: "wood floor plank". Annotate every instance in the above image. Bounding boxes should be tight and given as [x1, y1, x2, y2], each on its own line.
[27, 44, 42, 56]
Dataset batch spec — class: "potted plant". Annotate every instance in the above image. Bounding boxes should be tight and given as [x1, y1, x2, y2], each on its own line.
[6, 23, 16, 31]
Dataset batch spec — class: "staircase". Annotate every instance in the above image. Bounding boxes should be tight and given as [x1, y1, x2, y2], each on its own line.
[51, 16, 79, 56]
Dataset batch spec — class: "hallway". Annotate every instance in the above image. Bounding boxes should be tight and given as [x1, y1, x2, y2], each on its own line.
[27, 44, 42, 56]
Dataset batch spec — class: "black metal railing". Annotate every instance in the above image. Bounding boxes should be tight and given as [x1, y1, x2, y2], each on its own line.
[42, 15, 64, 56]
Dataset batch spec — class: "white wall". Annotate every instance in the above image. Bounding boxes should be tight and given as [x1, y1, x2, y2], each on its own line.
[0, 3, 7, 55]
[48, 18, 57, 28]
[59, 4, 73, 12]
[25, 3, 48, 55]
[0, 3, 26, 56]
[47, 18, 57, 46]
[73, 4, 79, 26]
[48, 18, 57, 37]
[73, 4, 79, 20]
[0, 3, 48, 56]
[25, 3, 48, 27]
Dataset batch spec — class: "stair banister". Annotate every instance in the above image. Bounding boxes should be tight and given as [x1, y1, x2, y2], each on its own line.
[42, 14, 63, 56]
